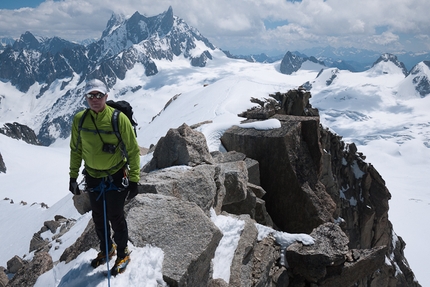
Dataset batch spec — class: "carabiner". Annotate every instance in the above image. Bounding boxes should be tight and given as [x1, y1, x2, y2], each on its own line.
[122, 176, 129, 188]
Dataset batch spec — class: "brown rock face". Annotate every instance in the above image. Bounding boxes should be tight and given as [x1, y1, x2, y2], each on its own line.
[220, 89, 420, 286]
[221, 114, 335, 234]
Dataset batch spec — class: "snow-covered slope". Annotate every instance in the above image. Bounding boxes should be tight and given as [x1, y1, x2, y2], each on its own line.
[1, 43, 430, 286]
[398, 61, 430, 98]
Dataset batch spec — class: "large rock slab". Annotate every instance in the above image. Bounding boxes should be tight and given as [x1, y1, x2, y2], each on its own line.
[139, 164, 225, 215]
[211, 151, 260, 185]
[228, 215, 258, 287]
[125, 194, 223, 287]
[251, 236, 280, 286]
[219, 161, 248, 205]
[221, 114, 334, 233]
[6, 252, 53, 287]
[142, 123, 214, 172]
[286, 223, 349, 283]
[320, 246, 387, 287]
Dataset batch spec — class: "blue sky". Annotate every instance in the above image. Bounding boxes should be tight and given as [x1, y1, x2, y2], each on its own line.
[1, 0, 429, 55]
[0, 0, 45, 9]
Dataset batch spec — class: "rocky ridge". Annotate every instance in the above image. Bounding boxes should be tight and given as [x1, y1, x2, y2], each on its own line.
[1, 88, 420, 287]
[0, 122, 40, 145]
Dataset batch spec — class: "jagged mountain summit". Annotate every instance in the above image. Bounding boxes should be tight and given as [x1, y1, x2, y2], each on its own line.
[88, 6, 215, 65]
[0, 6, 215, 94]
[0, 6, 217, 146]
[370, 53, 409, 76]
[279, 51, 325, 75]
[399, 61, 430, 98]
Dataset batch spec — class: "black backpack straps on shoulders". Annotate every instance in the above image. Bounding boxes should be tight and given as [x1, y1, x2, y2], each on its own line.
[111, 109, 122, 143]
[74, 108, 90, 151]
[111, 109, 129, 161]
[78, 109, 90, 131]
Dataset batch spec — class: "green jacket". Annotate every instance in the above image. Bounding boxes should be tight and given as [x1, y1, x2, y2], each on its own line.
[69, 105, 140, 183]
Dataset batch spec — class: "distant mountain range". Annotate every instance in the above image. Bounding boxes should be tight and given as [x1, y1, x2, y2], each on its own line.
[0, 6, 217, 145]
[0, 6, 430, 147]
[0, 6, 214, 94]
[223, 47, 430, 72]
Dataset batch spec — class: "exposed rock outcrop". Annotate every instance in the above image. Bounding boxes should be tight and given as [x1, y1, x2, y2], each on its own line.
[29, 216, 76, 254]
[286, 222, 387, 286]
[0, 152, 6, 174]
[0, 122, 41, 145]
[5, 252, 52, 287]
[4, 88, 420, 287]
[142, 123, 214, 172]
[0, 267, 7, 287]
[220, 88, 420, 286]
[126, 194, 222, 286]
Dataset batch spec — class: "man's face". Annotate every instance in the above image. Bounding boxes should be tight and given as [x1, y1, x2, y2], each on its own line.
[86, 92, 108, 113]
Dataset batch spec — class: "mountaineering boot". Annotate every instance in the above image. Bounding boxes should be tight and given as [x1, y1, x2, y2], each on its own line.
[111, 247, 131, 276]
[90, 244, 116, 268]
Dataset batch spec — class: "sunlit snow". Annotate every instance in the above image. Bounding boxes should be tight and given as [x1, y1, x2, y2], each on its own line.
[0, 50, 429, 286]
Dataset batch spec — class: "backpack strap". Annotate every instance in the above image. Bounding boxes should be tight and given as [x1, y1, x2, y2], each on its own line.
[74, 108, 90, 152]
[111, 109, 122, 142]
[111, 109, 129, 161]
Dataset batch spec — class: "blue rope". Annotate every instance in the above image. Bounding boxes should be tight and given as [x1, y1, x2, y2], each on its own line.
[93, 178, 118, 286]
[102, 189, 111, 286]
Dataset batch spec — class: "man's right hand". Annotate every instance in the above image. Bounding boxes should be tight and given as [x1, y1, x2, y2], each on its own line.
[69, 178, 80, 195]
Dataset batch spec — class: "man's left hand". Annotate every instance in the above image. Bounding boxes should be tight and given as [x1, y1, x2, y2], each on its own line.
[127, 181, 138, 200]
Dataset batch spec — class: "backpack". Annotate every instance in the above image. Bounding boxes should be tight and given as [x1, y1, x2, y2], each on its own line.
[106, 100, 138, 139]
[75, 100, 137, 157]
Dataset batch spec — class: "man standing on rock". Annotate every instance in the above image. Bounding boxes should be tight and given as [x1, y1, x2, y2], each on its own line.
[68, 79, 140, 276]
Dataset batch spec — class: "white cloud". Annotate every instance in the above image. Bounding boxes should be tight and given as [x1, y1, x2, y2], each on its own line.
[371, 31, 400, 46]
[0, 0, 430, 53]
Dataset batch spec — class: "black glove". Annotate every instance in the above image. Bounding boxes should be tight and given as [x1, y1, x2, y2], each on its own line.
[126, 181, 138, 200]
[69, 178, 80, 195]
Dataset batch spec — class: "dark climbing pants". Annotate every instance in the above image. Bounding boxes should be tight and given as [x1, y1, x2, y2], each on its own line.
[86, 168, 129, 258]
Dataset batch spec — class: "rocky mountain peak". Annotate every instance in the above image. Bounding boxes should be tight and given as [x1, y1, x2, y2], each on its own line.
[102, 13, 127, 38]
[410, 60, 430, 75]
[407, 60, 430, 97]
[372, 53, 408, 76]
[158, 6, 174, 36]
[12, 31, 40, 50]
[280, 51, 304, 75]
[93, 7, 178, 61]
[39, 36, 80, 54]
[280, 51, 325, 75]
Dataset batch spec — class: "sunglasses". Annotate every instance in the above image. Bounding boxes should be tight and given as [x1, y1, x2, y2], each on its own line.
[85, 92, 106, 99]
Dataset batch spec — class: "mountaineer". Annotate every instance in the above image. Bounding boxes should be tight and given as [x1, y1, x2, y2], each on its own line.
[68, 79, 140, 276]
